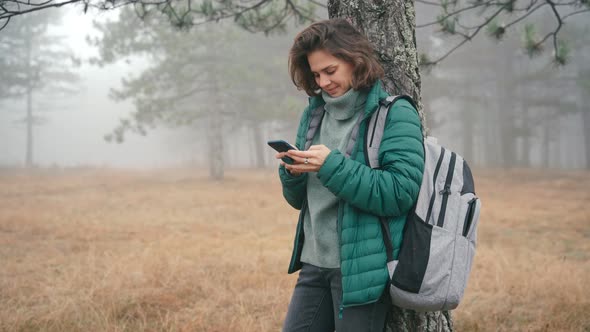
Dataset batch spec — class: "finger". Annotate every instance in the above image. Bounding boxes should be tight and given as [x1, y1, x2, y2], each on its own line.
[288, 154, 309, 165]
[286, 163, 320, 173]
[287, 149, 314, 158]
[291, 154, 321, 166]
[276, 152, 288, 159]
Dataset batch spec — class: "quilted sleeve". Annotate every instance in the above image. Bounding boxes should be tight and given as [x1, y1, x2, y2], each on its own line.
[316, 101, 424, 217]
[278, 108, 310, 210]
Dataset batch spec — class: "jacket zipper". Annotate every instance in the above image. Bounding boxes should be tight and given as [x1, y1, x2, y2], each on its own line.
[340, 101, 385, 319]
[288, 199, 308, 272]
[369, 106, 381, 147]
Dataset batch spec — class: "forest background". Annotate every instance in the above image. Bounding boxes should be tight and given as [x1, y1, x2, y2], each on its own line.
[0, 0, 589, 331]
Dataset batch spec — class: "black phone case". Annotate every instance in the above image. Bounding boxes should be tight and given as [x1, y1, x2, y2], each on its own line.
[267, 140, 295, 164]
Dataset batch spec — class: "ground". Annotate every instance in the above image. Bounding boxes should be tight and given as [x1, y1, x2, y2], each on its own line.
[0, 167, 588, 331]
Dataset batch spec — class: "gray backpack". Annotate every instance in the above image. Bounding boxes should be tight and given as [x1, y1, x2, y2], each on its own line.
[369, 95, 482, 312]
[304, 95, 481, 312]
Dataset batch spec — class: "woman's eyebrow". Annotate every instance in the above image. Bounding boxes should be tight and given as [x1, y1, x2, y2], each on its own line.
[311, 64, 337, 74]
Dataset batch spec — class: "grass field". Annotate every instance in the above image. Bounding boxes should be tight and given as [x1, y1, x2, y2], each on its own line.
[0, 168, 589, 332]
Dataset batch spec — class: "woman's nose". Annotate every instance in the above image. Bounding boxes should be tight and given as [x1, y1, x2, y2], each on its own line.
[319, 75, 331, 88]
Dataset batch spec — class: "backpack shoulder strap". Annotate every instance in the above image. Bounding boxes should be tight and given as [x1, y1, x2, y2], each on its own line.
[343, 112, 367, 158]
[305, 105, 325, 150]
[366, 95, 418, 169]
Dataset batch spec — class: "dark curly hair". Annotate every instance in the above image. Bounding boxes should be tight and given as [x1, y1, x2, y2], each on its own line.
[288, 18, 384, 97]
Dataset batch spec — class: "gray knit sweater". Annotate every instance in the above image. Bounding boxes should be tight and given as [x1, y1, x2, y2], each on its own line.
[300, 88, 368, 268]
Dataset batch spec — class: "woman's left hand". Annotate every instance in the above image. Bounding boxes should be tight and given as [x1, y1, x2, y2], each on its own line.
[285, 145, 331, 173]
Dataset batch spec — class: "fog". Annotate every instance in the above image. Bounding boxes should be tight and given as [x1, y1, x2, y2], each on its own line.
[0, 4, 588, 170]
[1, 9, 228, 168]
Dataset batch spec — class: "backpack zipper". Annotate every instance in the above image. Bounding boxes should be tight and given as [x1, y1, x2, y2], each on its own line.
[425, 147, 446, 224]
[436, 152, 456, 228]
[462, 197, 478, 237]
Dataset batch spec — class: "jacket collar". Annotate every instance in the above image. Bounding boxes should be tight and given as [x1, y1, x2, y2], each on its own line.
[307, 80, 388, 119]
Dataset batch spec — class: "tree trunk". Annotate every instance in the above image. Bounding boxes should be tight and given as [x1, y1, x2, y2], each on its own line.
[26, 85, 33, 168]
[521, 105, 531, 168]
[251, 121, 266, 169]
[207, 78, 224, 180]
[328, 1, 453, 330]
[461, 104, 474, 164]
[578, 87, 590, 169]
[206, 24, 225, 181]
[496, 51, 517, 168]
[543, 115, 551, 168]
[25, 24, 34, 168]
[207, 109, 224, 181]
[328, 0, 426, 134]
[584, 109, 590, 170]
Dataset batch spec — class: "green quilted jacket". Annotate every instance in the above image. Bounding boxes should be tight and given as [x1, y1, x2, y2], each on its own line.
[279, 81, 424, 310]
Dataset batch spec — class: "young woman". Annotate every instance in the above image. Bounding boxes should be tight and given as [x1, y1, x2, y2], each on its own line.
[276, 19, 425, 332]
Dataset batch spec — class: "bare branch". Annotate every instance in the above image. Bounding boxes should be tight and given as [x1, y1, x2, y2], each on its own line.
[553, 0, 582, 5]
[188, 0, 274, 28]
[504, 2, 546, 29]
[562, 8, 590, 19]
[0, 15, 9, 29]
[416, 0, 444, 6]
[416, 0, 498, 28]
[307, 0, 326, 8]
[425, 5, 506, 66]
[11, 0, 54, 7]
[542, 0, 563, 61]
[285, 0, 317, 22]
[0, 0, 82, 22]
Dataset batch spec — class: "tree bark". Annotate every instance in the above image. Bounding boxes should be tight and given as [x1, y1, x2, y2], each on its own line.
[328, 1, 452, 330]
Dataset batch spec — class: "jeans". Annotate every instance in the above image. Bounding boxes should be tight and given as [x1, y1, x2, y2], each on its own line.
[282, 263, 390, 332]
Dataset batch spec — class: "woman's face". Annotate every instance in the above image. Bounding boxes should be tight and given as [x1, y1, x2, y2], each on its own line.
[307, 49, 354, 97]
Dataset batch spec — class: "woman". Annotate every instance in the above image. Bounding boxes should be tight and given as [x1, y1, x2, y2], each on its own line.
[276, 19, 425, 332]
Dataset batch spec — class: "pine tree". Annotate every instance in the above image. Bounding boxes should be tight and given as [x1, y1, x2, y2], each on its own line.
[0, 9, 79, 167]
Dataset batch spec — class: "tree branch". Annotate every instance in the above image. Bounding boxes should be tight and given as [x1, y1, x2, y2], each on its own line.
[540, 0, 563, 61]
[307, 0, 326, 8]
[504, 2, 547, 29]
[0, 15, 9, 29]
[285, 0, 317, 22]
[187, 0, 274, 28]
[425, 5, 506, 66]
[416, 0, 498, 28]
[0, 0, 81, 22]
[562, 8, 590, 19]
[416, 0, 444, 6]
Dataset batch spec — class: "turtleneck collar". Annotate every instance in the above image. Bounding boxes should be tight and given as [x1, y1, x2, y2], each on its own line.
[322, 89, 368, 120]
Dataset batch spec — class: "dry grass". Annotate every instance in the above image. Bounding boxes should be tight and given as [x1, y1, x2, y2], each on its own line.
[0, 167, 588, 332]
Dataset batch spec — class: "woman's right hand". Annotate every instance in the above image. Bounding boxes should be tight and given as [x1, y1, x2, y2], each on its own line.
[276, 152, 302, 177]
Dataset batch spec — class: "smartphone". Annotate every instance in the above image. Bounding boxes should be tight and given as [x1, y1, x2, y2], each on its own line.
[267, 140, 297, 164]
